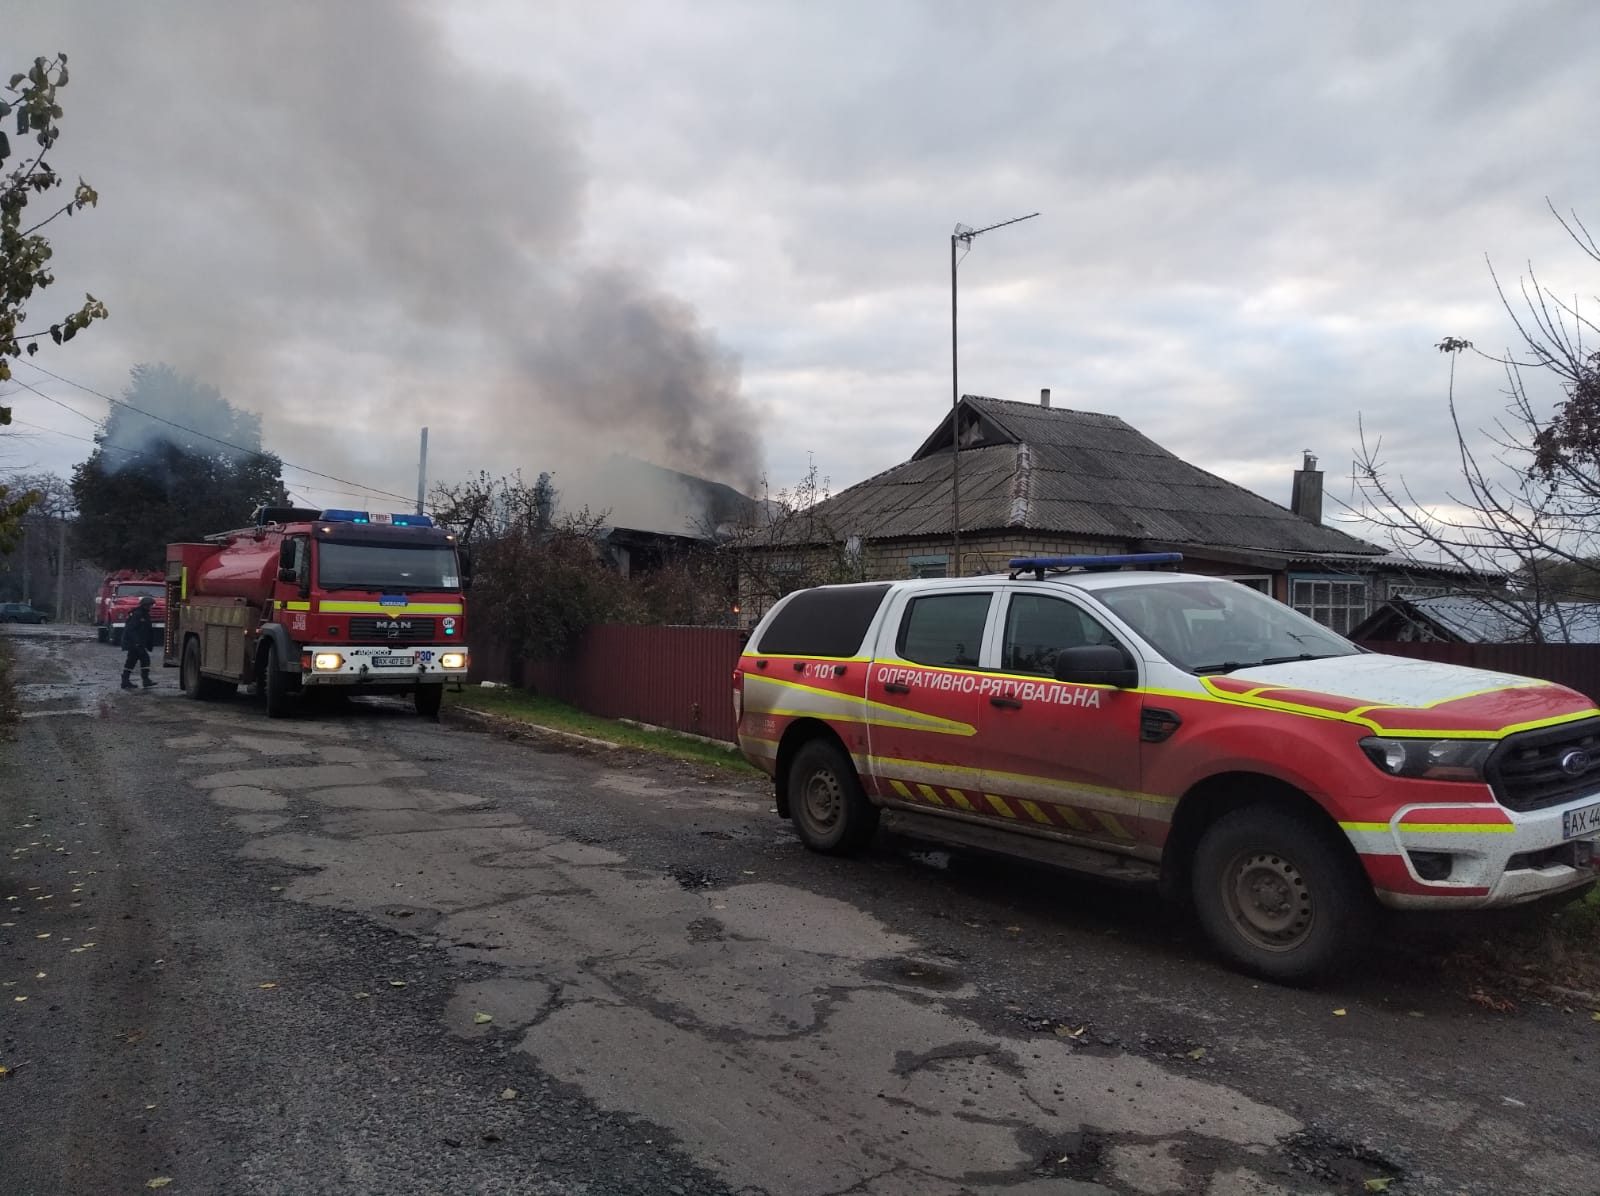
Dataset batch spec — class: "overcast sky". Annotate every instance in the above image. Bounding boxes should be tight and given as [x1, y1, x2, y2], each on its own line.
[2, 0, 1596, 535]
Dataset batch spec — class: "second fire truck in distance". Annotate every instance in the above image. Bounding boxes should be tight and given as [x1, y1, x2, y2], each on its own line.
[165, 506, 470, 717]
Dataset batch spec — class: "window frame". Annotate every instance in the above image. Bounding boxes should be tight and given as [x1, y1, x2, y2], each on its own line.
[1289, 573, 1369, 635]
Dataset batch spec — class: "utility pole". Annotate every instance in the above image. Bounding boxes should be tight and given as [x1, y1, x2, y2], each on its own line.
[950, 212, 1038, 577]
[416, 426, 429, 516]
[55, 513, 67, 621]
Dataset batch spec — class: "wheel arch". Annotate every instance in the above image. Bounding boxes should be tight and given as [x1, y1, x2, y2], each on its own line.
[1160, 771, 1357, 903]
[774, 718, 856, 819]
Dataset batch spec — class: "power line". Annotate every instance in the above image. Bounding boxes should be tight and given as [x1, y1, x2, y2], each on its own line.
[17, 361, 420, 507]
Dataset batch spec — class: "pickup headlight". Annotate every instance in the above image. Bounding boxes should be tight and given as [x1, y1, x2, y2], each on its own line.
[439, 652, 467, 670]
[1359, 737, 1492, 782]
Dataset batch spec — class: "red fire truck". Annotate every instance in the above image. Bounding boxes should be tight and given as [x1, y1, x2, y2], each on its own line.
[95, 570, 168, 646]
[165, 506, 471, 718]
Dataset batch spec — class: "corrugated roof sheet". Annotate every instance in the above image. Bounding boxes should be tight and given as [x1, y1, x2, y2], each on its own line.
[1410, 596, 1600, 644]
[755, 396, 1381, 555]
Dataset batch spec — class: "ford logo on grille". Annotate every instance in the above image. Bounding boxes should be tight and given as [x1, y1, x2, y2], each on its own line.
[1560, 748, 1592, 776]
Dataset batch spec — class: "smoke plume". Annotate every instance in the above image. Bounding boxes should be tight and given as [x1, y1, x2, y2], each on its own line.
[12, 1, 763, 502]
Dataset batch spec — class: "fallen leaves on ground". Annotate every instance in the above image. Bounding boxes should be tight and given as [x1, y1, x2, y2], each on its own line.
[473, 1012, 493, 1025]
[501, 1088, 518, 1100]
[146, 1180, 172, 1190]
[1468, 989, 1517, 1014]
[1363, 1179, 1393, 1193]
[1333, 1008, 1347, 1017]
[257, 982, 277, 990]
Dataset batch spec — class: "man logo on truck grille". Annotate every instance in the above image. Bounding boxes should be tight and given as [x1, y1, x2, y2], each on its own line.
[1560, 748, 1592, 777]
[377, 619, 412, 638]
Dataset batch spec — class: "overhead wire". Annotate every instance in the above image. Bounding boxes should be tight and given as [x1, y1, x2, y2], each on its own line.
[16, 360, 421, 507]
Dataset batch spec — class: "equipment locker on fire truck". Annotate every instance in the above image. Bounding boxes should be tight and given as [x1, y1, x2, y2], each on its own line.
[733, 554, 1600, 982]
[165, 506, 471, 718]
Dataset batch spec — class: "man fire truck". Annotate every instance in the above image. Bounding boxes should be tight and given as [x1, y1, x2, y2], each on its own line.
[95, 570, 167, 646]
[165, 506, 470, 718]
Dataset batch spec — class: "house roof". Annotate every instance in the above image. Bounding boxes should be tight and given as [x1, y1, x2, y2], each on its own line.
[755, 396, 1382, 555]
[1363, 594, 1600, 644]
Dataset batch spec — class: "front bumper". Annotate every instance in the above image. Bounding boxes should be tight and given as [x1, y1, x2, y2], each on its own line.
[298, 644, 469, 688]
[1349, 794, 1600, 909]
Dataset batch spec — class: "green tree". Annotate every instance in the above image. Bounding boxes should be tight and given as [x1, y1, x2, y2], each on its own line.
[70, 364, 288, 569]
[1, 53, 105, 548]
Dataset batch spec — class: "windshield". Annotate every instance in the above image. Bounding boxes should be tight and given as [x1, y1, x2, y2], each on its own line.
[116, 584, 164, 600]
[1094, 580, 1358, 674]
[316, 543, 460, 592]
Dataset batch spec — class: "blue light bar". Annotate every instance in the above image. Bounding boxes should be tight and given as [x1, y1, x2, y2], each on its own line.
[1009, 553, 1183, 575]
[317, 509, 434, 528]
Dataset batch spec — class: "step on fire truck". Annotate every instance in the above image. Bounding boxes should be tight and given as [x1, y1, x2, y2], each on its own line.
[95, 570, 167, 646]
[165, 506, 471, 718]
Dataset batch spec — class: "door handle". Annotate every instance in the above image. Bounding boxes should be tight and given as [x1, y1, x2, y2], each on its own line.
[989, 696, 1023, 709]
[883, 682, 912, 694]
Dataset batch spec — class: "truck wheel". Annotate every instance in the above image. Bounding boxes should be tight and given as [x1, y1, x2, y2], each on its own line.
[413, 685, 443, 718]
[787, 738, 879, 855]
[110, 628, 122, 647]
[97, 626, 109, 644]
[1191, 805, 1375, 984]
[262, 642, 290, 719]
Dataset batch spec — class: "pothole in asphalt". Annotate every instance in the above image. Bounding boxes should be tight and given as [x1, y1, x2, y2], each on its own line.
[1035, 1129, 1107, 1182]
[861, 956, 966, 990]
[672, 867, 726, 890]
[686, 916, 724, 943]
[1279, 1127, 1406, 1191]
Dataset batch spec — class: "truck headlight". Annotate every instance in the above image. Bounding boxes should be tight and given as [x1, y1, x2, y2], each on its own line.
[313, 653, 344, 671]
[1359, 737, 1492, 782]
[439, 652, 467, 670]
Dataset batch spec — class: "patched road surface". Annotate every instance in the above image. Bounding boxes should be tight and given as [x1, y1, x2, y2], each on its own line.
[3, 625, 1598, 1195]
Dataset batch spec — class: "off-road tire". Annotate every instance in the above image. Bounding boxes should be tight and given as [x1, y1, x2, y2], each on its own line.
[1191, 804, 1375, 984]
[97, 626, 109, 644]
[181, 638, 235, 700]
[414, 684, 443, 718]
[787, 738, 879, 855]
[262, 641, 290, 719]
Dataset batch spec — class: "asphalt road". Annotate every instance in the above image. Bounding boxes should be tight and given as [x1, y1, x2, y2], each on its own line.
[2, 624, 1597, 1196]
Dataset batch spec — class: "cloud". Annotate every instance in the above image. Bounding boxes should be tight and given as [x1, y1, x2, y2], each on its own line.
[3, 0, 1595, 538]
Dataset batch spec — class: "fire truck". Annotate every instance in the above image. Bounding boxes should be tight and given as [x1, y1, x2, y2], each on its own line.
[164, 506, 471, 718]
[95, 570, 168, 646]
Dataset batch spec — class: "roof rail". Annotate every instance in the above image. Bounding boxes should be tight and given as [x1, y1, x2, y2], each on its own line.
[1008, 552, 1183, 579]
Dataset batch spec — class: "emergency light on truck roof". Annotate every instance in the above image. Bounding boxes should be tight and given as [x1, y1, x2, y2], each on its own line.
[1008, 552, 1182, 579]
[318, 509, 434, 528]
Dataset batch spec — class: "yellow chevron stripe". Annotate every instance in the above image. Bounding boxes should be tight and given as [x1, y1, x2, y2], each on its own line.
[1094, 812, 1134, 841]
[984, 793, 1017, 819]
[945, 787, 976, 812]
[1018, 799, 1053, 826]
[915, 783, 946, 807]
[889, 779, 915, 800]
[1053, 804, 1092, 833]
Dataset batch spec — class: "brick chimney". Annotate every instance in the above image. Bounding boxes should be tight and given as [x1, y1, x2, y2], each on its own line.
[1291, 451, 1323, 525]
[1040, 388, 1051, 408]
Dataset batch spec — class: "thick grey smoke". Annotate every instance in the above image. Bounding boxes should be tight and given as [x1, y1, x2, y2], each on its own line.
[13, 1, 763, 497]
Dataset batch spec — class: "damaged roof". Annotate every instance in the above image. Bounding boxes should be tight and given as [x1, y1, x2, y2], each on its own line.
[755, 395, 1381, 555]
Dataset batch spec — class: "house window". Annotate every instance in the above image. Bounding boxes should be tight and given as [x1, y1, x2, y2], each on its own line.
[1291, 576, 1368, 634]
[908, 554, 949, 579]
[1227, 575, 1272, 595]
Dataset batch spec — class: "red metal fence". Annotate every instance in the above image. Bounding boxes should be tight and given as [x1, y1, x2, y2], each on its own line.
[473, 629, 1600, 746]
[495, 624, 746, 741]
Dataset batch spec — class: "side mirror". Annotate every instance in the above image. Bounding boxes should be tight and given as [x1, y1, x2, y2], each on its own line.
[458, 546, 473, 591]
[277, 567, 297, 583]
[1054, 644, 1138, 689]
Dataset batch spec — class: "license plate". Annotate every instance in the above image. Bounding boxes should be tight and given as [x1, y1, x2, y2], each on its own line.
[1563, 800, 1600, 840]
[371, 655, 416, 668]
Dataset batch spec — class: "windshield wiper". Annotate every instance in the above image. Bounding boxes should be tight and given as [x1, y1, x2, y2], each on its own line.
[1193, 652, 1343, 675]
[1257, 653, 1344, 665]
[1192, 661, 1244, 675]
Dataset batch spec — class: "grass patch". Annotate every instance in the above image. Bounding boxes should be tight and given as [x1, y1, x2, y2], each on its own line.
[447, 685, 760, 777]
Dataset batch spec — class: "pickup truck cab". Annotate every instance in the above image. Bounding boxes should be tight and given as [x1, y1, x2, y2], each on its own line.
[733, 555, 1600, 981]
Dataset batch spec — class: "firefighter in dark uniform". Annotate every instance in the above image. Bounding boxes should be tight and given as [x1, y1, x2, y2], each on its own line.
[121, 595, 158, 690]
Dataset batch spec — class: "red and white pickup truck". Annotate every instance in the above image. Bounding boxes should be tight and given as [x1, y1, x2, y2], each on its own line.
[733, 555, 1600, 981]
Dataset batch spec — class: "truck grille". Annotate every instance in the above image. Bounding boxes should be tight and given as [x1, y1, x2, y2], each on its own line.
[348, 616, 437, 641]
[1487, 718, 1600, 812]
